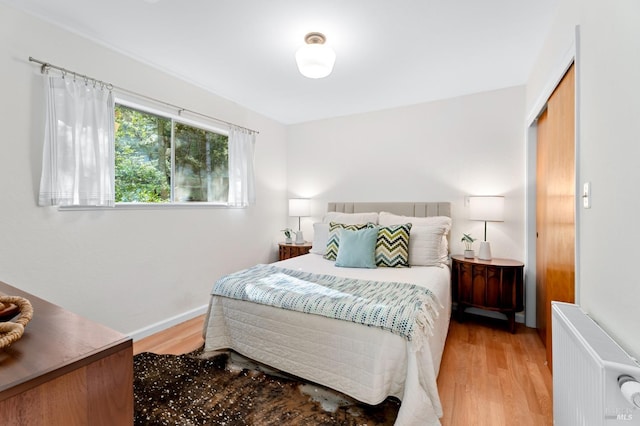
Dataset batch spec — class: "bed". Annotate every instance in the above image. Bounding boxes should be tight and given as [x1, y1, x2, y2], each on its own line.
[203, 202, 452, 425]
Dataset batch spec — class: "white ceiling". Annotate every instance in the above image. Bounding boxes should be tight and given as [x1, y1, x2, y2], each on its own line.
[4, 0, 559, 124]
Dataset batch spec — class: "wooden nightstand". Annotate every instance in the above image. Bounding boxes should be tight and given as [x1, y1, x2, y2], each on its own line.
[451, 255, 524, 333]
[278, 242, 312, 260]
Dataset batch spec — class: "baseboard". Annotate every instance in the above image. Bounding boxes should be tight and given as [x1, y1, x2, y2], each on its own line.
[451, 303, 526, 325]
[128, 304, 209, 342]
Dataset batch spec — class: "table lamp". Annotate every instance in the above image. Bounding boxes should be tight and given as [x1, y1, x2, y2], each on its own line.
[288, 198, 310, 244]
[469, 196, 504, 260]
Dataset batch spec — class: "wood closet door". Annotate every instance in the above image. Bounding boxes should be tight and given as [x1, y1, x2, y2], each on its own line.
[536, 64, 576, 369]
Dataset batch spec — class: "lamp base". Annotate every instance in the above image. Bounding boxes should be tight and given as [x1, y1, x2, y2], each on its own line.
[295, 231, 305, 245]
[478, 241, 492, 260]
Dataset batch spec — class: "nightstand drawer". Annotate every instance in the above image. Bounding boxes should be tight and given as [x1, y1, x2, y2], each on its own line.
[278, 242, 312, 260]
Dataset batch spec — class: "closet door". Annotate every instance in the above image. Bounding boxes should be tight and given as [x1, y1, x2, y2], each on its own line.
[536, 64, 576, 369]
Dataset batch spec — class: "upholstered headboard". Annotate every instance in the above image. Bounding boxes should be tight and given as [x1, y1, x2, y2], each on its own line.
[327, 202, 451, 218]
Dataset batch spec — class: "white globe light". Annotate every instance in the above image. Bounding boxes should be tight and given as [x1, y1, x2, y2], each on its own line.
[295, 33, 336, 79]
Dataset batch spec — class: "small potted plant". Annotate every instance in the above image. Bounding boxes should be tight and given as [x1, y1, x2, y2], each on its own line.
[282, 228, 294, 244]
[461, 233, 476, 258]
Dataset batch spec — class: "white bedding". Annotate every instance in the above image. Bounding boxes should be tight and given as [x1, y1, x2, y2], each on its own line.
[203, 253, 451, 425]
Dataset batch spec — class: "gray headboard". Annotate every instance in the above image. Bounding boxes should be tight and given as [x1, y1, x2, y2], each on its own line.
[327, 202, 451, 218]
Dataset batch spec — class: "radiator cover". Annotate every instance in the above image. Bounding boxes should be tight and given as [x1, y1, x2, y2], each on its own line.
[552, 302, 640, 425]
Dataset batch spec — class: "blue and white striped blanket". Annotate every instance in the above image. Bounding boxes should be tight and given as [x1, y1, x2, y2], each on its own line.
[211, 264, 440, 346]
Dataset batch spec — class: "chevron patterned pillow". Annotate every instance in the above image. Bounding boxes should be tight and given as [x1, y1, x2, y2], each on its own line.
[325, 222, 375, 261]
[375, 223, 412, 267]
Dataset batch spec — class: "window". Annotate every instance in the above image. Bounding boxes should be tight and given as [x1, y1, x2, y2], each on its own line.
[40, 74, 255, 209]
[114, 103, 229, 204]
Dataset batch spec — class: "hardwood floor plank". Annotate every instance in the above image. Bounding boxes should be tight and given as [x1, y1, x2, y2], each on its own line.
[134, 312, 553, 425]
[133, 315, 205, 355]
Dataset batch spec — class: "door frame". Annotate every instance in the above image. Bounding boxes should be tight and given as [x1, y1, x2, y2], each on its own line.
[524, 27, 581, 328]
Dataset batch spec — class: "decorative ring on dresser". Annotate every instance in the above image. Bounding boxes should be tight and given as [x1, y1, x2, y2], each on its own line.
[0, 296, 34, 349]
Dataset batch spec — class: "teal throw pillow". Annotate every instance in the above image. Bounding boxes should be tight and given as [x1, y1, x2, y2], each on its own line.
[325, 222, 375, 261]
[335, 227, 378, 269]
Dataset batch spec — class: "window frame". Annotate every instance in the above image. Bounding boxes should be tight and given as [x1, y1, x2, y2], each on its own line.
[114, 96, 231, 208]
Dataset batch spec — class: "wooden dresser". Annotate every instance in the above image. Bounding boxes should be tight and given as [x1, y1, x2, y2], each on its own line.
[0, 281, 133, 425]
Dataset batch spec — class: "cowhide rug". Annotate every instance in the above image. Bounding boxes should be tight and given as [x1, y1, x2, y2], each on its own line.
[133, 349, 400, 425]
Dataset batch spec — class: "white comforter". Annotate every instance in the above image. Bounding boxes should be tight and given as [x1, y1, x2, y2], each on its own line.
[203, 253, 451, 425]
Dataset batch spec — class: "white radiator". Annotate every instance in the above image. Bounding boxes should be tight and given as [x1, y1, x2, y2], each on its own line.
[552, 302, 640, 425]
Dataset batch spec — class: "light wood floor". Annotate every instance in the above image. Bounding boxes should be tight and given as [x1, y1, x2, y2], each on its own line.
[437, 316, 552, 425]
[133, 314, 553, 425]
[133, 315, 205, 355]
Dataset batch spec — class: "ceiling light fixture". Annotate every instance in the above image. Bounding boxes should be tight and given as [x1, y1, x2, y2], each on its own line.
[295, 32, 336, 79]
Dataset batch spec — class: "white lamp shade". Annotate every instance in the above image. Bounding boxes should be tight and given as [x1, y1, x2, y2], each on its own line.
[295, 44, 336, 79]
[469, 196, 504, 222]
[289, 198, 310, 217]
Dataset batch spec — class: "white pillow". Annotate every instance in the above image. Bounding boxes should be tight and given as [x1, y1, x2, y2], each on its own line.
[310, 222, 330, 254]
[409, 225, 449, 266]
[378, 211, 451, 231]
[322, 211, 379, 225]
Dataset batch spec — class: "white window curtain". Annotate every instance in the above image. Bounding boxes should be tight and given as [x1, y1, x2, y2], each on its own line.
[38, 75, 115, 207]
[227, 126, 256, 207]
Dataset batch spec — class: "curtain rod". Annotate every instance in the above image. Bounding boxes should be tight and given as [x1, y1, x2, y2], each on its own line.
[28, 56, 259, 135]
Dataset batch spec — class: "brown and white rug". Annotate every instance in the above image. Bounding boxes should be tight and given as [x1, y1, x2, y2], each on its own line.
[133, 349, 400, 425]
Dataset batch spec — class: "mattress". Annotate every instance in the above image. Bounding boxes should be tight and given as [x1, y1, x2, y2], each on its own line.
[203, 253, 451, 425]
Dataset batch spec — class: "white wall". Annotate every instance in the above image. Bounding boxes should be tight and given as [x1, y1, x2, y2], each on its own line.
[577, 0, 640, 360]
[287, 86, 526, 281]
[525, 0, 579, 119]
[527, 0, 640, 359]
[0, 4, 288, 338]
